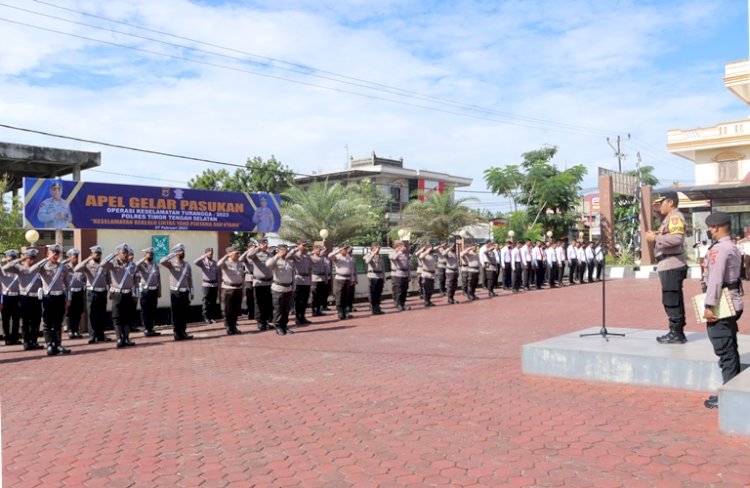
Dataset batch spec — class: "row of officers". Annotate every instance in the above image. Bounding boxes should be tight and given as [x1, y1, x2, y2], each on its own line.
[0, 236, 602, 356]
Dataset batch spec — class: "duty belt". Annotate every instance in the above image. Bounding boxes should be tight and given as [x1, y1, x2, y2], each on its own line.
[724, 282, 741, 290]
[87, 287, 107, 292]
[3, 291, 19, 296]
[69, 288, 83, 292]
[223, 283, 243, 289]
[336, 274, 351, 278]
[297, 273, 311, 277]
[46, 291, 64, 296]
[171, 287, 189, 292]
[274, 282, 292, 287]
[110, 287, 133, 294]
[656, 253, 681, 263]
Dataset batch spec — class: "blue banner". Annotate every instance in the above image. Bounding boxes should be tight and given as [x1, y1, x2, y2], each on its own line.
[23, 177, 282, 232]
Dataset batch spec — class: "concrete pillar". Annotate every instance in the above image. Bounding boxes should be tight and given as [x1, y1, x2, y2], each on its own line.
[216, 232, 231, 254]
[640, 186, 655, 265]
[73, 165, 81, 181]
[74, 229, 98, 255]
[598, 175, 614, 254]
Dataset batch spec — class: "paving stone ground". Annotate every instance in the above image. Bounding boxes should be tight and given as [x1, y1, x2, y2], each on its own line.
[2, 278, 750, 487]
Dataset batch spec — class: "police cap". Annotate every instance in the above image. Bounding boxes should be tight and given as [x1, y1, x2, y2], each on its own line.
[172, 243, 186, 253]
[24, 248, 39, 258]
[115, 243, 130, 253]
[142, 247, 155, 254]
[705, 212, 731, 227]
[46, 243, 63, 254]
[4, 249, 19, 258]
[66, 248, 80, 257]
[51, 181, 62, 189]
[89, 245, 102, 254]
[655, 191, 679, 205]
[225, 246, 239, 254]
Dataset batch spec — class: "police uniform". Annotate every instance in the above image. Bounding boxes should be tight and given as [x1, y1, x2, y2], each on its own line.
[500, 243, 512, 290]
[483, 244, 499, 297]
[461, 246, 480, 300]
[545, 244, 557, 287]
[653, 192, 689, 344]
[194, 249, 219, 324]
[436, 247, 447, 296]
[65, 248, 85, 339]
[417, 246, 437, 306]
[289, 242, 313, 325]
[511, 244, 523, 292]
[3, 248, 45, 350]
[522, 242, 533, 290]
[30, 244, 72, 355]
[245, 241, 274, 330]
[389, 243, 411, 311]
[102, 244, 139, 348]
[439, 244, 460, 304]
[266, 245, 295, 335]
[242, 252, 255, 320]
[1, 250, 22, 345]
[702, 212, 744, 409]
[160, 243, 194, 341]
[136, 248, 162, 337]
[217, 247, 245, 335]
[329, 246, 356, 320]
[364, 245, 386, 314]
[310, 246, 330, 316]
[36, 181, 72, 229]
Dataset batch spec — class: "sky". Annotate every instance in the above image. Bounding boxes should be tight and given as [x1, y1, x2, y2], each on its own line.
[1, 0, 749, 214]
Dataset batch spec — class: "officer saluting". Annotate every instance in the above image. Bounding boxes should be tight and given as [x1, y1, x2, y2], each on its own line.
[364, 242, 386, 315]
[65, 248, 85, 340]
[75, 246, 112, 344]
[136, 247, 162, 337]
[160, 243, 194, 341]
[1, 249, 22, 345]
[3, 248, 45, 350]
[29, 244, 71, 355]
[266, 243, 295, 335]
[194, 247, 219, 324]
[217, 246, 244, 335]
[701, 212, 744, 409]
[102, 244, 139, 348]
[646, 191, 689, 344]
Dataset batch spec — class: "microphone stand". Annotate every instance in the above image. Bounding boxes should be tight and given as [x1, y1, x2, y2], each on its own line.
[580, 241, 625, 342]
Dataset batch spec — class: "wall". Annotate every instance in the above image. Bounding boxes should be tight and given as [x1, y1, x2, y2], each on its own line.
[693, 145, 750, 185]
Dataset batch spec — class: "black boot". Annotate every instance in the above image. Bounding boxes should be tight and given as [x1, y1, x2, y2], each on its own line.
[656, 330, 687, 344]
[704, 395, 719, 409]
[123, 325, 136, 347]
[56, 331, 71, 354]
[115, 325, 126, 348]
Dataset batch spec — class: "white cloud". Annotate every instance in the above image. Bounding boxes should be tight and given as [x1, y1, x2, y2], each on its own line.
[0, 0, 746, 207]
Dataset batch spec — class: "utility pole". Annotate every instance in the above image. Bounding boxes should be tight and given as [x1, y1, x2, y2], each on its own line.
[606, 133, 630, 173]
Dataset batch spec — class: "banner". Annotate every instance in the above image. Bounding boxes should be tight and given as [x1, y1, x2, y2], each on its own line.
[23, 178, 282, 232]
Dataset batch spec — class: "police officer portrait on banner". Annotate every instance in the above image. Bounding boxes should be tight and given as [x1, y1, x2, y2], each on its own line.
[252, 195, 275, 233]
[37, 180, 73, 229]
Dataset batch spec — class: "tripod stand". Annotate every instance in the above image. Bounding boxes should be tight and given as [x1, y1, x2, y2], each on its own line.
[580, 242, 625, 342]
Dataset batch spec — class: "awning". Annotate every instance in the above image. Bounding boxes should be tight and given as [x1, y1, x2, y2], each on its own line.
[655, 183, 750, 207]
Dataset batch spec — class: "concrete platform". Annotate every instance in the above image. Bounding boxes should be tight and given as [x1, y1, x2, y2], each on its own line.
[523, 327, 750, 436]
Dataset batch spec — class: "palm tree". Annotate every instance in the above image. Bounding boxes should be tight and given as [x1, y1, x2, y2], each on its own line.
[279, 179, 386, 244]
[399, 190, 484, 242]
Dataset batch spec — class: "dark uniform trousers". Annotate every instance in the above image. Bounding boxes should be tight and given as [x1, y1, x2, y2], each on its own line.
[460, 270, 469, 295]
[272, 290, 292, 329]
[577, 262, 586, 284]
[587, 261, 595, 282]
[244, 282, 254, 319]
[503, 264, 512, 289]
[534, 265, 544, 289]
[87, 290, 108, 340]
[512, 263, 522, 291]
[659, 266, 687, 333]
[423, 277, 435, 303]
[436, 268, 446, 294]
[202, 286, 219, 321]
[223, 288, 242, 331]
[595, 261, 603, 281]
[42, 294, 66, 346]
[369, 277, 384, 311]
[568, 260, 578, 284]
[111, 292, 136, 340]
[485, 270, 498, 293]
[333, 279, 352, 317]
[522, 263, 532, 289]
[707, 310, 742, 384]
[170, 290, 190, 336]
[392, 276, 409, 308]
[548, 265, 557, 287]
[66, 290, 85, 335]
[2, 295, 21, 344]
[311, 282, 328, 315]
[253, 284, 273, 325]
[294, 284, 311, 320]
[140, 289, 158, 332]
[467, 271, 479, 298]
[445, 271, 458, 300]
[21, 295, 42, 345]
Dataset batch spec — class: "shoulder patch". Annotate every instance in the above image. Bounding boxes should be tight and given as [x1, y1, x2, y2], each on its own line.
[668, 216, 685, 235]
[709, 249, 718, 265]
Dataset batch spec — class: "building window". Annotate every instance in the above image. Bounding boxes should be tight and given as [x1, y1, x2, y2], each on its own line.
[718, 160, 738, 183]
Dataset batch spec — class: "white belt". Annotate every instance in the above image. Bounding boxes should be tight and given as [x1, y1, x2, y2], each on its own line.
[27, 292, 39, 297]
[144, 286, 159, 290]
[171, 287, 188, 292]
[3, 292, 19, 296]
[47, 291, 65, 296]
[70, 288, 83, 292]
[110, 288, 133, 294]
[87, 287, 107, 292]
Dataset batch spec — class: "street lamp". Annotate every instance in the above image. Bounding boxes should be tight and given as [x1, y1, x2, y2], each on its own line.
[508, 229, 515, 242]
[546, 230, 553, 240]
[319, 229, 329, 239]
[25, 229, 39, 247]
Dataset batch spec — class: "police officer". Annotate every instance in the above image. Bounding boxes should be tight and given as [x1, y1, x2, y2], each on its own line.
[217, 246, 244, 335]
[244, 239, 274, 330]
[483, 242, 499, 297]
[3, 248, 45, 350]
[329, 244, 356, 320]
[417, 244, 437, 307]
[511, 241, 523, 293]
[75, 246, 112, 344]
[160, 243, 194, 341]
[701, 212, 744, 409]
[1, 249, 22, 345]
[266, 243, 295, 335]
[65, 248, 85, 339]
[500, 240, 512, 290]
[136, 247, 162, 337]
[242, 248, 255, 321]
[389, 240, 411, 311]
[646, 191, 689, 344]
[30, 244, 71, 355]
[363, 242, 386, 314]
[310, 244, 330, 316]
[36, 180, 72, 229]
[436, 241, 447, 296]
[102, 244, 138, 348]
[194, 247, 219, 324]
[289, 240, 313, 325]
[439, 242, 460, 304]
[461, 244, 481, 300]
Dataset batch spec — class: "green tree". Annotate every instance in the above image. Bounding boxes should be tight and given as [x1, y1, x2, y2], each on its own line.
[0, 177, 26, 251]
[188, 156, 295, 247]
[484, 146, 587, 239]
[613, 167, 659, 251]
[279, 179, 388, 245]
[491, 211, 544, 243]
[625, 165, 659, 187]
[399, 190, 484, 242]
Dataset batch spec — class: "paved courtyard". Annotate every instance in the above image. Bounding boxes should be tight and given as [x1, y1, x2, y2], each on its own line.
[2, 278, 750, 487]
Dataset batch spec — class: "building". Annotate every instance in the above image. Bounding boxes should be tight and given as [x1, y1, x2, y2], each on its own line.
[667, 58, 750, 238]
[294, 152, 473, 224]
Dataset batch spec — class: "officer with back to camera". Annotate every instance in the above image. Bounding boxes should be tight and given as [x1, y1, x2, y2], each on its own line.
[136, 247, 162, 337]
[701, 212, 744, 409]
[645, 191, 689, 344]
